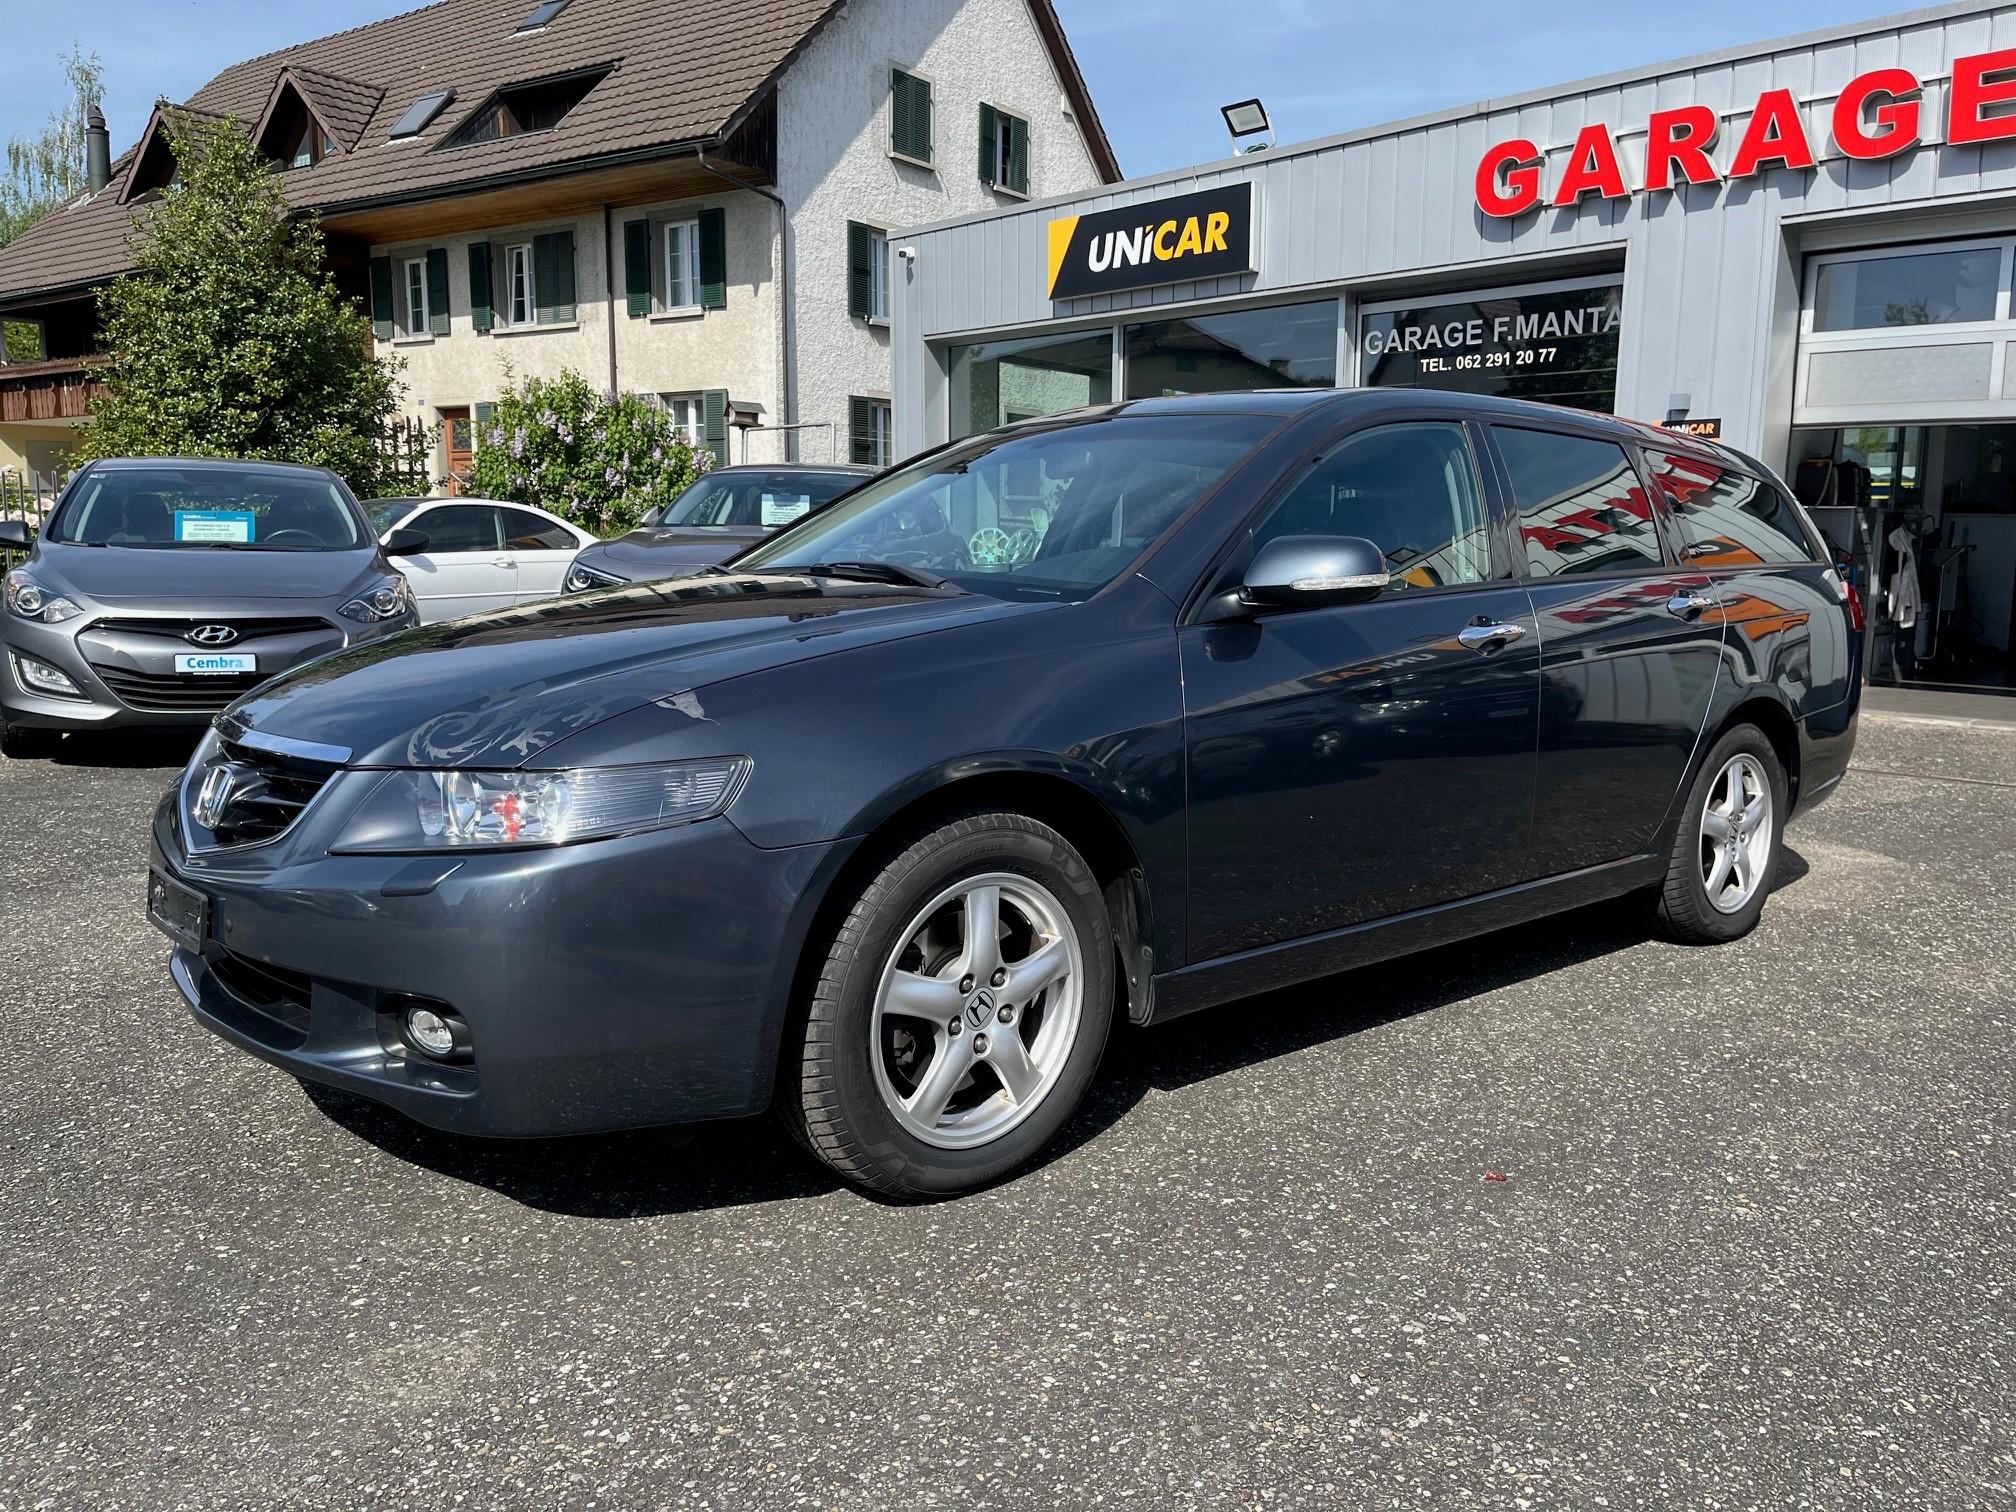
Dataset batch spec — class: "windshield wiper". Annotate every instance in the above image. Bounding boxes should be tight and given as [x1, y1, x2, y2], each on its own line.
[781, 560, 951, 590]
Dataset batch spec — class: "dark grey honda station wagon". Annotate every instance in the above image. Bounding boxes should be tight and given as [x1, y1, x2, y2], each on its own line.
[149, 392, 1859, 1198]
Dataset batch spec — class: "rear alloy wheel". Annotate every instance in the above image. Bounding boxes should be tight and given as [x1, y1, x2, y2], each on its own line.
[0, 724, 61, 761]
[788, 811, 1113, 1199]
[1653, 725, 1787, 944]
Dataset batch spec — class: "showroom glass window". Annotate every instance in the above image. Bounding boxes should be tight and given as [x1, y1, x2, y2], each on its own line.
[948, 329, 1112, 439]
[1362, 281, 1623, 412]
[1123, 300, 1337, 400]
[1811, 246, 2004, 331]
[1249, 422, 1491, 592]
[1493, 427, 1665, 577]
[1645, 452, 1818, 567]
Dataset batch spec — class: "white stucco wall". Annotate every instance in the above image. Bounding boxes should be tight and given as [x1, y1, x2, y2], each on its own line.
[373, 194, 785, 476]
[779, 0, 1106, 462]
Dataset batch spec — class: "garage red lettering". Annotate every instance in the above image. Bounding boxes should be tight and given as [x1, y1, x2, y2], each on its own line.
[1476, 138, 1543, 217]
[1949, 46, 2016, 145]
[1645, 106, 1720, 190]
[1551, 124, 1629, 205]
[1833, 67, 1921, 159]
[1729, 89, 1816, 178]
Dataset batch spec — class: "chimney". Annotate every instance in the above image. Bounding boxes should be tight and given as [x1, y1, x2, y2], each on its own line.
[86, 104, 111, 194]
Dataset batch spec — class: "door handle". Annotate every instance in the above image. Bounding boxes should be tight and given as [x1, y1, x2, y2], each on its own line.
[492, 557, 517, 569]
[1667, 591, 1718, 619]
[1457, 621, 1526, 652]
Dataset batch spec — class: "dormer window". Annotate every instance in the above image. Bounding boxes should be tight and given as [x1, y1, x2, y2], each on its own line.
[441, 65, 610, 149]
[258, 82, 336, 171]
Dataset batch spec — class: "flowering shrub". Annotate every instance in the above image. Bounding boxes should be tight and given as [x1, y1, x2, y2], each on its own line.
[467, 369, 709, 535]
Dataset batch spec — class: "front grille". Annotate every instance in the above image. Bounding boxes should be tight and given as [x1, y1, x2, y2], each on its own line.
[91, 665, 268, 714]
[91, 616, 334, 644]
[209, 948, 312, 1038]
[201, 736, 344, 847]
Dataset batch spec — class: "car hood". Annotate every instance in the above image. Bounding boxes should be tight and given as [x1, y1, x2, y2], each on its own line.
[581, 528, 766, 577]
[32, 541, 383, 604]
[227, 573, 1041, 768]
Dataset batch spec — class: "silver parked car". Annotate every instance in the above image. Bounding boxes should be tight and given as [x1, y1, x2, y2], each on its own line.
[0, 458, 423, 758]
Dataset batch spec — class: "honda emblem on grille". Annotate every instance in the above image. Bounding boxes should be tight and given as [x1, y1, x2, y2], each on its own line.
[186, 624, 240, 647]
[194, 763, 240, 830]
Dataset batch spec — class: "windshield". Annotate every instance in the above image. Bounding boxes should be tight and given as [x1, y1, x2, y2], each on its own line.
[655, 470, 865, 530]
[736, 414, 1275, 601]
[47, 467, 368, 551]
[362, 499, 412, 536]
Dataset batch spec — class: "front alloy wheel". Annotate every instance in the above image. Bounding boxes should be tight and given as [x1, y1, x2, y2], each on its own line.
[787, 810, 1113, 1199]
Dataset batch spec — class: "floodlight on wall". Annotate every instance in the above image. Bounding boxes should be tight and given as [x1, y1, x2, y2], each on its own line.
[1221, 98, 1274, 154]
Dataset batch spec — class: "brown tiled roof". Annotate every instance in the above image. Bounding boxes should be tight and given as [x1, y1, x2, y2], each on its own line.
[0, 0, 1120, 310]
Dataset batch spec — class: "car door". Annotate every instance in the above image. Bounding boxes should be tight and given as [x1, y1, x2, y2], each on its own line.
[401, 504, 516, 621]
[1181, 418, 1541, 964]
[1485, 424, 1726, 877]
[497, 506, 586, 604]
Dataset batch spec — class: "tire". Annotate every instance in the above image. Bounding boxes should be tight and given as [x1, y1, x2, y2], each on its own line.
[0, 723, 61, 761]
[1653, 724, 1788, 945]
[787, 810, 1114, 1199]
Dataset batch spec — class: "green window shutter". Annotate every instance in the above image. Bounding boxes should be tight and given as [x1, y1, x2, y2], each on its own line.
[892, 69, 931, 163]
[697, 208, 726, 311]
[473, 401, 496, 450]
[847, 221, 873, 320]
[702, 388, 730, 468]
[426, 248, 451, 336]
[1007, 114, 1029, 195]
[534, 230, 576, 324]
[369, 256, 395, 340]
[849, 396, 876, 466]
[978, 103, 998, 187]
[468, 243, 494, 333]
[624, 219, 652, 319]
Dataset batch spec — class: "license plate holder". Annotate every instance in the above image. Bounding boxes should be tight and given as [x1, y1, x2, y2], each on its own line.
[147, 868, 209, 950]
[174, 651, 257, 676]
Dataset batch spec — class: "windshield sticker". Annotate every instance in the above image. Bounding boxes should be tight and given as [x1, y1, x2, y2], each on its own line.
[761, 494, 812, 527]
[174, 510, 257, 544]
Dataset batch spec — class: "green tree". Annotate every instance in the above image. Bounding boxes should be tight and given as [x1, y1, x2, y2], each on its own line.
[1, 48, 103, 361]
[77, 114, 408, 495]
[469, 368, 707, 535]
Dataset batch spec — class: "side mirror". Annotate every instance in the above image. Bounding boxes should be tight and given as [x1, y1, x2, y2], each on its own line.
[0, 520, 35, 550]
[1241, 535, 1390, 609]
[382, 527, 431, 556]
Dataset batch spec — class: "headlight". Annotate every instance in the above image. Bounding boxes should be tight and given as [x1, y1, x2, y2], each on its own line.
[339, 578, 415, 624]
[564, 560, 626, 593]
[4, 570, 84, 624]
[330, 757, 751, 852]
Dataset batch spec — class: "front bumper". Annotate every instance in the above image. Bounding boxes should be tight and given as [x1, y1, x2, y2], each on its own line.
[150, 788, 847, 1137]
[3, 611, 412, 731]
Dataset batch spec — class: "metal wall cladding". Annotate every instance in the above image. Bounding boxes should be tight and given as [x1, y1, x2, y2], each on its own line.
[895, 2, 2016, 459]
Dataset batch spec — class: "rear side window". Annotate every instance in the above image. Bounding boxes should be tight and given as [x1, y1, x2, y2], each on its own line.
[1494, 427, 1665, 578]
[499, 507, 578, 551]
[1645, 451, 1818, 567]
[1251, 422, 1492, 593]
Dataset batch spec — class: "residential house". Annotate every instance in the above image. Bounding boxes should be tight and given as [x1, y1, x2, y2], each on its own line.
[0, 0, 1119, 493]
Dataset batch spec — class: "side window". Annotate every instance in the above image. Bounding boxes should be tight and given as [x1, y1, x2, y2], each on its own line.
[1645, 452, 1818, 567]
[498, 507, 578, 551]
[412, 505, 502, 553]
[1494, 426, 1665, 578]
[1250, 422, 1492, 593]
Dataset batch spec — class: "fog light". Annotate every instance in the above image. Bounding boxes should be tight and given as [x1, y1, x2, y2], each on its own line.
[399, 1002, 471, 1062]
[10, 652, 85, 700]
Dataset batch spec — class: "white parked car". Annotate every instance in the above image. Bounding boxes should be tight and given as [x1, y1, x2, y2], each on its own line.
[360, 497, 599, 623]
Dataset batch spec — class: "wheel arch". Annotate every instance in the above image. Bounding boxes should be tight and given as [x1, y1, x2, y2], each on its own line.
[1712, 694, 1803, 808]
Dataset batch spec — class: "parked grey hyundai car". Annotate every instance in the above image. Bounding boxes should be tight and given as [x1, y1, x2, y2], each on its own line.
[147, 392, 1858, 1199]
[1, 458, 424, 758]
[562, 463, 875, 592]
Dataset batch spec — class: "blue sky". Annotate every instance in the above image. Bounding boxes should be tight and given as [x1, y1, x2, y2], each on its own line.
[5, 0, 1911, 180]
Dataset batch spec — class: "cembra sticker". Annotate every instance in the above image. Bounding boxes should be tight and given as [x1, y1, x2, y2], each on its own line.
[1046, 183, 1255, 300]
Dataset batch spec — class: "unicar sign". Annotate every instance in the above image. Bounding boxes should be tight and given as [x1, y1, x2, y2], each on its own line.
[1475, 46, 2016, 216]
[1047, 184, 1255, 300]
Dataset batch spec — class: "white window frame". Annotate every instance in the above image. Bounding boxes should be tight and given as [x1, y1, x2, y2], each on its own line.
[663, 219, 701, 313]
[402, 257, 430, 338]
[504, 242, 536, 327]
[869, 400, 892, 468]
[870, 228, 890, 324]
[660, 393, 704, 449]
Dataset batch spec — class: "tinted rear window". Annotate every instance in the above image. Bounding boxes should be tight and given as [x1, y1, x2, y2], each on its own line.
[1492, 427, 1665, 578]
[1645, 451, 1819, 567]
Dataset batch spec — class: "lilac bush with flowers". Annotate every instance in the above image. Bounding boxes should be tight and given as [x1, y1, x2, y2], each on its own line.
[467, 368, 709, 535]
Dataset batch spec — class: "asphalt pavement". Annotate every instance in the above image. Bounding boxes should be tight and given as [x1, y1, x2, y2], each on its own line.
[1, 714, 2012, 1509]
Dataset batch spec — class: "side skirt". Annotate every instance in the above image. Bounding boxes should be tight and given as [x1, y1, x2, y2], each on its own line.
[1144, 854, 1664, 1025]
